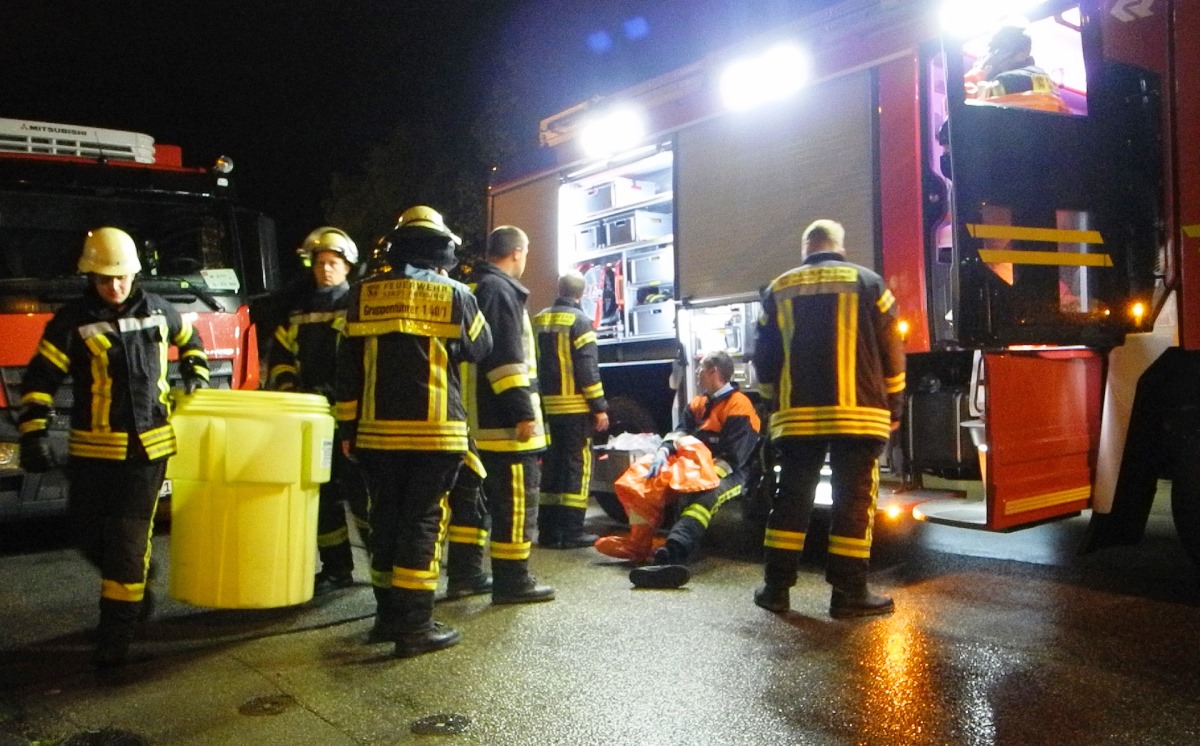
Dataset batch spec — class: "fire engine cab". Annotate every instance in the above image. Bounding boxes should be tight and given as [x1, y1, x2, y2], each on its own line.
[487, 0, 1200, 565]
[0, 118, 280, 520]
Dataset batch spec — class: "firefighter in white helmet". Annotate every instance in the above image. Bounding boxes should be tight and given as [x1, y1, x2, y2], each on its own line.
[19, 226, 210, 667]
[267, 226, 369, 594]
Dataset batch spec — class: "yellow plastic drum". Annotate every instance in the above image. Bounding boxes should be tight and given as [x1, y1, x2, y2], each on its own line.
[166, 389, 334, 608]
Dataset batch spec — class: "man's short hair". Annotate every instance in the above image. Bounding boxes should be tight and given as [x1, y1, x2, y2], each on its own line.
[801, 219, 845, 255]
[558, 271, 586, 299]
[487, 225, 528, 260]
[700, 350, 735, 384]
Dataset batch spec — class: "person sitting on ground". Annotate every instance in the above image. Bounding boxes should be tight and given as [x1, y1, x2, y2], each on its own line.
[595, 351, 760, 589]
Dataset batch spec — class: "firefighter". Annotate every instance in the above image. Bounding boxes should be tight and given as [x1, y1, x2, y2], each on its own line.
[334, 206, 492, 658]
[453, 225, 555, 605]
[18, 227, 210, 666]
[267, 226, 368, 594]
[967, 24, 1068, 113]
[533, 271, 610, 549]
[752, 219, 905, 619]
[597, 351, 760, 589]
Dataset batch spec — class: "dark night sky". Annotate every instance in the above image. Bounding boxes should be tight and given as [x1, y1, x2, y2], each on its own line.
[6, 1, 838, 251]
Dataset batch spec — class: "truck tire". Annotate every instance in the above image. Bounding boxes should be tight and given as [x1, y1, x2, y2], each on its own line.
[591, 395, 658, 524]
[1171, 437, 1200, 567]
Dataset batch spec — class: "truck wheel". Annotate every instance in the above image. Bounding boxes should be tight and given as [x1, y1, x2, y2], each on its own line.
[601, 395, 658, 439]
[1171, 437, 1200, 567]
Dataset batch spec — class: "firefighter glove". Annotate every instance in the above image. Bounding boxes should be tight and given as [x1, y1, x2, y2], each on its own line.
[184, 377, 210, 395]
[646, 447, 670, 479]
[20, 432, 56, 474]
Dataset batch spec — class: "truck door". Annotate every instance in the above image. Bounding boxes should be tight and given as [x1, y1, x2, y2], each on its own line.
[921, 5, 1161, 529]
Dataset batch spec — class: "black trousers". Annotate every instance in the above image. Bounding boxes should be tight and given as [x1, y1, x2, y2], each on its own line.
[763, 437, 883, 590]
[359, 451, 460, 592]
[67, 457, 167, 604]
[540, 414, 594, 511]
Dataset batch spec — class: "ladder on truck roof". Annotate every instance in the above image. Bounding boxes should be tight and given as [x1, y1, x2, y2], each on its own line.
[0, 118, 155, 164]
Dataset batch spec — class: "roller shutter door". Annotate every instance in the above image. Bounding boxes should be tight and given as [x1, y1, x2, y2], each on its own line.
[675, 70, 876, 302]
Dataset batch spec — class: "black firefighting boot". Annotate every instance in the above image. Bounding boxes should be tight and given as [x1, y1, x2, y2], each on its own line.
[536, 504, 562, 548]
[393, 590, 461, 659]
[94, 598, 140, 668]
[554, 506, 599, 549]
[366, 586, 400, 644]
[315, 541, 355, 595]
[830, 584, 894, 619]
[443, 542, 492, 601]
[628, 539, 690, 589]
[756, 547, 797, 613]
[491, 559, 555, 605]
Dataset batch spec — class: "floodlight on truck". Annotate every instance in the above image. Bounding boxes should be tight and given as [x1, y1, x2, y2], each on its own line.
[719, 42, 809, 111]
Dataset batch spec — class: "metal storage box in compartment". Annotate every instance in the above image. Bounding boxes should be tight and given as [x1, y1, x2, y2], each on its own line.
[628, 249, 673, 284]
[906, 390, 978, 472]
[574, 222, 604, 252]
[630, 303, 676, 336]
[583, 177, 657, 214]
[605, 210, 672, 246]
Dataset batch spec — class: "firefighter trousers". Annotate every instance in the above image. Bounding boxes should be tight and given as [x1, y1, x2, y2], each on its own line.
[661, 473, 745, 563]
[762, 437, 883, 591]
[446, 456, 489, 584]
[480, 452, 540, 566]
[316, 449, 370, 575]
[67, 457, 166, 607]
[359, 451, 458, 594]
[540, 414, 594, 511]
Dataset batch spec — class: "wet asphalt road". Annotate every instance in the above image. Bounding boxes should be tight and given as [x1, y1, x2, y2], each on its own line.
[1, 484, 1198, 746]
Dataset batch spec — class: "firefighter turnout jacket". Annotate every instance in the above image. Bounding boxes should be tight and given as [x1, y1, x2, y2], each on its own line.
[754, 251, 905, 443]
[335, 263, 492, 453]
[267, 281, 348, 398]
[461, 262, 547, 453]
[19, 285, 210, 461]
[670, 383, 760, 484]
[533, 296, 607, 417]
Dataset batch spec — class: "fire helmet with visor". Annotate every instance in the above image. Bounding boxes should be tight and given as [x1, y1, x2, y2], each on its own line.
[78, 227, 142, 276]
[297, 226, 358, 266]
[387, 205, 462, 271]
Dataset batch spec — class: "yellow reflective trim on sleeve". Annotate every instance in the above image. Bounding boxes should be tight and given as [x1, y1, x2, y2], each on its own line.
[876, 289, 896, 314]
[19, 419, 48, 434]
[172, 321, 195, 347]
[491, 373, 530, 393]
[884, 372, 906, 394]
[467, 311, 486, 341]
[21, 391, 55, 407]
[1183, 225, 1200, 238]
[335, 400, 359, 421]
[581, 382, 605, 399]
[573, 331, 597, 349]
[36, 339, 71, 372]
[274, 325, 299, 353]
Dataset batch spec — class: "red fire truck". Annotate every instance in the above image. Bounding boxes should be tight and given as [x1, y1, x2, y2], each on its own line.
[487, 0, 1200, 563]
[0, 118, 280, 520]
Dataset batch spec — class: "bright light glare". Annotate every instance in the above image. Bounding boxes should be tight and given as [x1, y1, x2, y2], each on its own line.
[580, 108, 646, 159]
[939, 0, 1042, 38]
[885, 503, 904, 520]
[720, 43, 809, 111]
